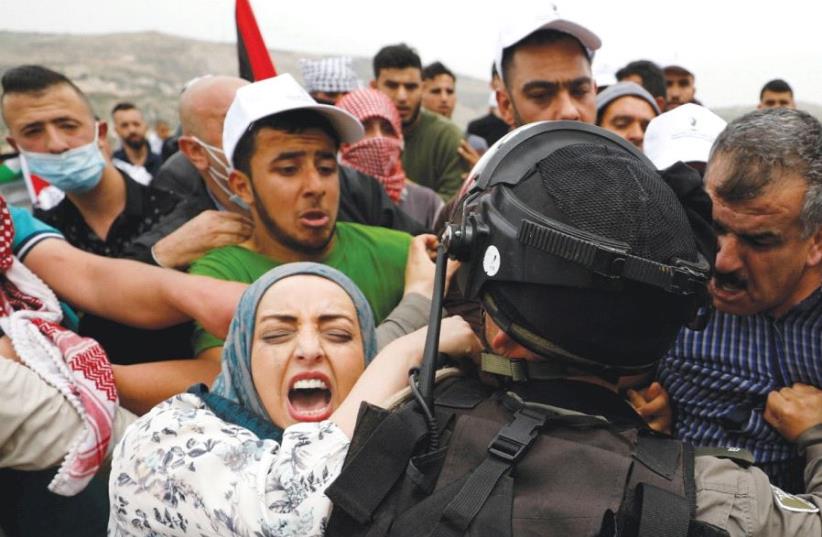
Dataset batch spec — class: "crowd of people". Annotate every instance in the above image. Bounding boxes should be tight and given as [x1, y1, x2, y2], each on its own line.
[0, 7, 820, 537]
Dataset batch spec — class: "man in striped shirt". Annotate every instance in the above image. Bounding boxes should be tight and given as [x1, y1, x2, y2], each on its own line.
[659, 108, 822, 492]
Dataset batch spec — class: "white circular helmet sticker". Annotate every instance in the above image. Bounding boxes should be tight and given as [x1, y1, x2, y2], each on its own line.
[483, 245, 501, 276]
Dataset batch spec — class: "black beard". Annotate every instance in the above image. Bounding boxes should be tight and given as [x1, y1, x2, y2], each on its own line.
[401, 103, 422, 129]
[249, 178, 334, 256]
[510, 97, 526, 128]
[124, 137, 145, 150]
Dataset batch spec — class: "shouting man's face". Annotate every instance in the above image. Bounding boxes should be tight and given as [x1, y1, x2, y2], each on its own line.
[706, 154, 822, 317]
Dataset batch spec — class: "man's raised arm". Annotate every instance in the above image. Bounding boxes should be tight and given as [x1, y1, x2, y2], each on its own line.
[23, 238, 245, 338]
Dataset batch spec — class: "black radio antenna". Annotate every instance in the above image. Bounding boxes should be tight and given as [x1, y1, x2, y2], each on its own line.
[415, 243, 448, 429]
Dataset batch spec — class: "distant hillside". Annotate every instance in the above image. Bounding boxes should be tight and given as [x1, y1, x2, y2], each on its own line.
[0, 30, 491, 140]
[713, 103, 822, 123]
[3, 30, 819, 144]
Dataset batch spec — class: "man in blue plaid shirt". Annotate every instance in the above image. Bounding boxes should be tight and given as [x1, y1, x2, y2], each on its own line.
[659, 108, 822, 493]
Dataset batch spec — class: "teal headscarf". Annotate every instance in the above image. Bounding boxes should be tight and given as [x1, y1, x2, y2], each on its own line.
[210, 262, 378, 423]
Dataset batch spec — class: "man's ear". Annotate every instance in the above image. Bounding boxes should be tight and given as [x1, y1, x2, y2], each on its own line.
[228, 169, 255, 205]
[656, 96, 667, 113]
[483, 313, 511, 354]
[489, 327, 517, 355]
[806, 226, 822, 267]
[369, 79, 378, 89]
[5, 137, 18, 152]
[178, 136, 209, 172]
[94, 121, 114, 163]
[497, 88, 516, 128]
[97, 120, 108, 140]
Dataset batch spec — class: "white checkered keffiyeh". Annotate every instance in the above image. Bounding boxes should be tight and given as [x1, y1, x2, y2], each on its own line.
[0, 196, 117, 496]
[299, 56, 361, 93]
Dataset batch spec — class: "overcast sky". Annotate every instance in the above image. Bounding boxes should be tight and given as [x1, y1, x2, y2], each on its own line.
[3, 0, 821, 108]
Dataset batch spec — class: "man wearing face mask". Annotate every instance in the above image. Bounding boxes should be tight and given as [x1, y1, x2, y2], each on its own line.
[153, 75, 428, 238]
[1, 65, 217, 394]
[0, 66, 186, 267]
[337, 88, 443, 229]
[147, 75, 256, 270]
[0, 65, 253, 537]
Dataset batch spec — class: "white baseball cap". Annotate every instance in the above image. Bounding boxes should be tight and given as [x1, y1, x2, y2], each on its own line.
[495, 7, 601, 83]
[222, 73, 364, 166]
[643, 103, 727, 170]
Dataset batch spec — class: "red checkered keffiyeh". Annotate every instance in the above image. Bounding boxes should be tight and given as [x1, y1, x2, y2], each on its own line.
[338, 89, 407, 204]
[0, 197, 117, 496]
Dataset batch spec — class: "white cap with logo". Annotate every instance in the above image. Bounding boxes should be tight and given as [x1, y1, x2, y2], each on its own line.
[643, 103, 727, 170]
[495, 4, 601, 83]
[222, 73, 364, 167]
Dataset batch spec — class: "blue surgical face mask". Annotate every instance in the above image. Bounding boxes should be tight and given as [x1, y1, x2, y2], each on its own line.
[20, 126, 105, 194]
[193, 137, 251, 213]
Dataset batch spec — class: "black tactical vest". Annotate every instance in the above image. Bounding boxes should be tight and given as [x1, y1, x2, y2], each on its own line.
[326, 374, 730, 537]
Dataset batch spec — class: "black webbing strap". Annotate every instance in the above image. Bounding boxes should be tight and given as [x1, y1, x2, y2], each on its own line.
[636, 483, 691, 537]
[694, 446, 755, 467]
[518, 219, 708, 296]
[430, 457, 510, 537]
[635, 434, 681, 480]
[687, 521, 732, 537]
[430, 406, 550, 537]
[326, 405, 430, 524]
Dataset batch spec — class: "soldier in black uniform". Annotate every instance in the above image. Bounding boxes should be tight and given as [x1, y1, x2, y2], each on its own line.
[325, 121, 822, 537]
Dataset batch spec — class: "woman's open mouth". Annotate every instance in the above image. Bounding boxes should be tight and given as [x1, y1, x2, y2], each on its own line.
[287, 375, 333, 422]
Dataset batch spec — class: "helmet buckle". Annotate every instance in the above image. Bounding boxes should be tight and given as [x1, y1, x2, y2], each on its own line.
[591, 247, 628, 279]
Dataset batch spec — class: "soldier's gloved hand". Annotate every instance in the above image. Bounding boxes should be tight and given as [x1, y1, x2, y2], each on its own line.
[627, 381, 673, 435]
[764, 383, 822, 442]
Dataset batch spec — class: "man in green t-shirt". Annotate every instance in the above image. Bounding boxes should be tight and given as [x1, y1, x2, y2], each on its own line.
[190, 73, 419, 360]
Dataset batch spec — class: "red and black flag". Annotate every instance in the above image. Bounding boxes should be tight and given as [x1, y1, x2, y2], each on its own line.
[235, 0, 277, 81]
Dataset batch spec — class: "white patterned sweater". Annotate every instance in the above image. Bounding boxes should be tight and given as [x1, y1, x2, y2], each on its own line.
[107, 393, 350, 537]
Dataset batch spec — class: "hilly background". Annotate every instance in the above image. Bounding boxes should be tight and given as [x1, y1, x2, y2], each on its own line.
[0, 30, 490, 140]
[2, 30, 821, 144]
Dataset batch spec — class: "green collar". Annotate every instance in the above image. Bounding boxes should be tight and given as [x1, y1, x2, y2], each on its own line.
[480, 353, 570, 382]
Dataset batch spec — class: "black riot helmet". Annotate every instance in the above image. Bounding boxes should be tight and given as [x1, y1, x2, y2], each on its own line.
[442, 121, 712, 377]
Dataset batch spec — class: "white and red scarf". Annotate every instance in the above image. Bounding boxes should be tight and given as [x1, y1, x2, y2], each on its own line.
[338, 88, 408, 204]
[0, 197, 117, 496]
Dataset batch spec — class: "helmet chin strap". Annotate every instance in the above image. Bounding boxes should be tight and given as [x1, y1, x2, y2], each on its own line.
[480, 353, 568, 382]
[479, 353, 626, 386]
